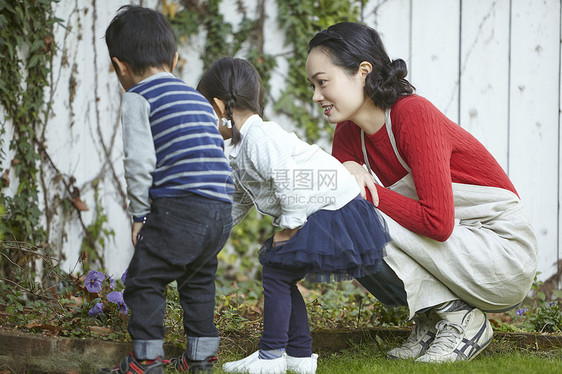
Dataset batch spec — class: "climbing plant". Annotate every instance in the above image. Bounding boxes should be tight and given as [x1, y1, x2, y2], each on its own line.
[0, 1, 53, 244]
[165, 0, 277, 93]
[0, 0, 116, 284]
[165, 0, 362, 138]
[0, 0, 58, 281]
[276, 0, 363, 142]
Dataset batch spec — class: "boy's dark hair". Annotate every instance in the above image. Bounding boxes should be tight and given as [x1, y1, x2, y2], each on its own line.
[105, 5, 176, 75]
[197, 57, 264, 146]
[308, 22, 414, 109]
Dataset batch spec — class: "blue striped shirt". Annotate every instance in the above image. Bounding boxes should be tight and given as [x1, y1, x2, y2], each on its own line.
[123, 73, 233, 217]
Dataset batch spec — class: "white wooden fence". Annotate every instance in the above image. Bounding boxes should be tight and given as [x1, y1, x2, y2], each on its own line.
[1, 0, 560, 287]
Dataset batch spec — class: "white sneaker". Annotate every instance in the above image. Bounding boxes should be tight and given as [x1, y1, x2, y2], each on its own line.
[387, 310, 440, 359]
[286, 353, 318, 374]
[416, 307, 493, 363]
[222, 350, 287, 374]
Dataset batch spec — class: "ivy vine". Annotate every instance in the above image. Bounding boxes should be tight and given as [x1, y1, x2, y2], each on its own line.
[0, 0, 58, 281]
[0, 1, 53, 243]
[276, 0, 362, 142]
[0, 1, 115, 282]
[165, 0, 277, 94]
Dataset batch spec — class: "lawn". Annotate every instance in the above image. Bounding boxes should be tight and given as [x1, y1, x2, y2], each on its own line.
[206, 343, 562, 374]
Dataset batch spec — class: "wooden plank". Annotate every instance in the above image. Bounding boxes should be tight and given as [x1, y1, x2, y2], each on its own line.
[362, 0, 411, 71]
[410, 0, 460, 121]
[509, 0, 560, 282]
[48, 0, 134, 276]
[459, 0, 510, 170]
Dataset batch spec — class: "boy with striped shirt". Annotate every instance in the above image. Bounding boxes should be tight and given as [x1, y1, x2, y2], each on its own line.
[101, 5, 233, 373]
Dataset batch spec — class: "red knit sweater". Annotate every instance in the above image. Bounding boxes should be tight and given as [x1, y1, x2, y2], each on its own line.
[332, 94, 517, 242]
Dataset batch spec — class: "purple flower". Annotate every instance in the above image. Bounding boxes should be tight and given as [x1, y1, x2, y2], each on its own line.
[85, 270, 106, 293]
[121, 268, 128, 285]
[516, 307, 528, 316]
[107, 291, 128, 315]
[108, 276, 117, 290]
[88, 302, 104, 317]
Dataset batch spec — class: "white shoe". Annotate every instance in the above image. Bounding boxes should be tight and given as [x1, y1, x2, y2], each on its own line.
[387, 309, 440, 359]
[222, 351, 287, 374]
[416, 307, 493, 363]
[286, 353, 318, 374]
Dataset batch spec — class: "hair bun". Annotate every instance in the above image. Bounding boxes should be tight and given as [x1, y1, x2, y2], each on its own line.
[388, 59, 408, 80]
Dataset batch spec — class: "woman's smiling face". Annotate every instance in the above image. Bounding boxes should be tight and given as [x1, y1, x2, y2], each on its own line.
[306, 47, 368, 124]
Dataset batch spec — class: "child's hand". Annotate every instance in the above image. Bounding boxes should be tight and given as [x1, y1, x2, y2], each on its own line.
[274, 227, 300, 244]
[131, 221, 144, 246]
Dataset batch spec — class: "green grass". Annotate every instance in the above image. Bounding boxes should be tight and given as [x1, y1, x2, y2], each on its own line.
[197, 330, 562, 374]
[206, 344, 562, 374]
[316, 349, 561, 374]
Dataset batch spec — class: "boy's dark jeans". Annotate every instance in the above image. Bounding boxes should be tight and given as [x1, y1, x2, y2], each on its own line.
[124, 193, 232, 360]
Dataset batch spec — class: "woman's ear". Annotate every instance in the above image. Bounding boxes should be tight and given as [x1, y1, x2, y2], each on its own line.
[212, 97, 227, 118]
[357, 61, 373, 80]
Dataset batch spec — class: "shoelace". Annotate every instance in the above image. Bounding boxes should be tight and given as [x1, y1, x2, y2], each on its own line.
[425, 320, 464, 354]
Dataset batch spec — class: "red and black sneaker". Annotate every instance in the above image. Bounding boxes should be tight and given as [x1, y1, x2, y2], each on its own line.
[97, 352, 166, 374]
[169, 352, 218, 373]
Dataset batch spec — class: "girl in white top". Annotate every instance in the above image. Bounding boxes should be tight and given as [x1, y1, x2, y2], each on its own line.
[197, 57, 390, 374]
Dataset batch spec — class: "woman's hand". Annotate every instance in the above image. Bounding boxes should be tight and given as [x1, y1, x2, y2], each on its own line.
[343, 161, 379, 206]
[274, 227, 300, 244]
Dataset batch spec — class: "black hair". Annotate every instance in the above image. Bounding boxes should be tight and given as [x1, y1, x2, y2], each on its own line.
[105, 5, 176, 75]
[197, 57, 264, 146]
[308, 22, 414, 109]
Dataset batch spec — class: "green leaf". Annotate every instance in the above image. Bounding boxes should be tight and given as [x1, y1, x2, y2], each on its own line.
[27, 54, 40, 69]
[537, 291, 546, 301]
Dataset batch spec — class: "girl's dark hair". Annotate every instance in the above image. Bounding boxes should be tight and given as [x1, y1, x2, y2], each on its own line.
[105, 5, 176, 75]
[197, 57, 264, 146]
[308, 22, 414, 109]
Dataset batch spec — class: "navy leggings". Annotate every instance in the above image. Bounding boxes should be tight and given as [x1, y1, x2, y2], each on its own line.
[259, 265, 312, 357]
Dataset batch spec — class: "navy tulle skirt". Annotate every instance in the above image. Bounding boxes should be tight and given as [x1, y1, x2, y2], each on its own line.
[258, 195, 391, 282]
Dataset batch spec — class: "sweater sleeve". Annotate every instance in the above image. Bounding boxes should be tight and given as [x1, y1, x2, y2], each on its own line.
[246, 129, 308, 229]
[375, 98, 455, 241]
[121, 92, 156, 218]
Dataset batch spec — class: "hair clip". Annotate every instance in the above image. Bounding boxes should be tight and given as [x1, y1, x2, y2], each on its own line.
[221, 118, 232, 128]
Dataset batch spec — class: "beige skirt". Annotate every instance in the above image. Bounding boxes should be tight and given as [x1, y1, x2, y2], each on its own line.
[381, 176, 538, 318]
